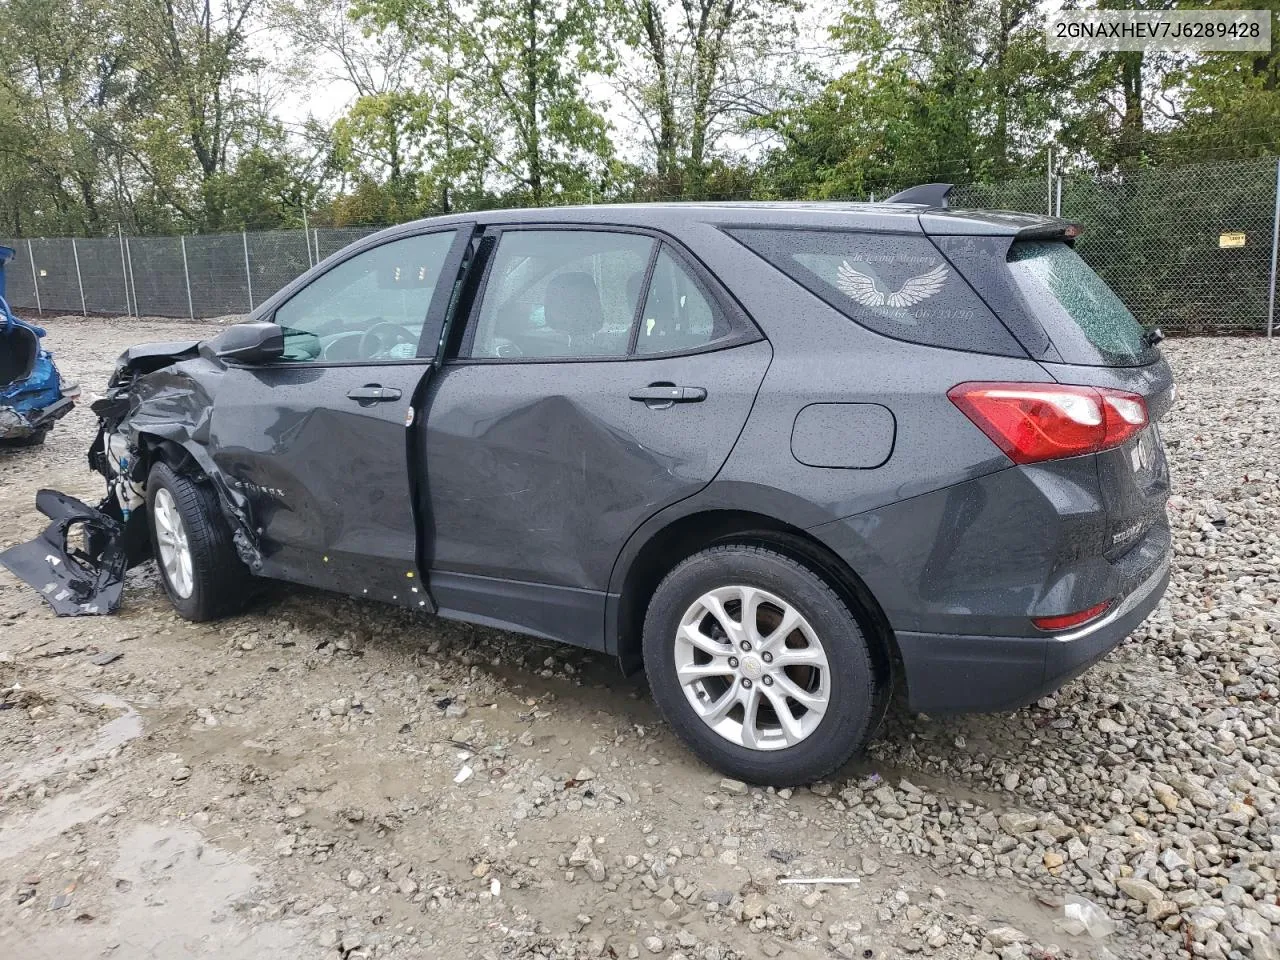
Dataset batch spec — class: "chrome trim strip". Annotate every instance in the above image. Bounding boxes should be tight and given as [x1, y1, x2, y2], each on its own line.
[1051, 552, 1171, 643]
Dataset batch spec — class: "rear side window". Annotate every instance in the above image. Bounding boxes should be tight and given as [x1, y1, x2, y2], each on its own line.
[1006, 241, 1155, 367]
[635, 247, 730, 354]
[728, 228, 1023, 356]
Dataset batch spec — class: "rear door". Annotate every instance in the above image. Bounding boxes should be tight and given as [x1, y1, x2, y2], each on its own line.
[421, 225, 771, 647]
[206, 226, 473, 608]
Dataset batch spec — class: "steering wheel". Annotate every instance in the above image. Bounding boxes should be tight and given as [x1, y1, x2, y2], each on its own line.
[495, 339, 524, 359]
[359, 321, 419, 358]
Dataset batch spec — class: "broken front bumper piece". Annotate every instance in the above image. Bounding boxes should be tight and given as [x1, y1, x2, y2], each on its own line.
[0, 490, 128, 615]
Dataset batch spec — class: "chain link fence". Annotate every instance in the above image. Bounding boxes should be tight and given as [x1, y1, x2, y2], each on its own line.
[4, 157, 1279, 335]
[0, 226, 384, 321]
[956, 156, 1280, 335]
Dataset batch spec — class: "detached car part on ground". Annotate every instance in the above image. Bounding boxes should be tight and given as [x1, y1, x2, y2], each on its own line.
[0, 187, 1174, 785]
[0, 246, 78, 445]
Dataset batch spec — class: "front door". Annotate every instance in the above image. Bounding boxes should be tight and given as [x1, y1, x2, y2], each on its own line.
[206, 226, 471, 609]
[422, 226, 771, 647]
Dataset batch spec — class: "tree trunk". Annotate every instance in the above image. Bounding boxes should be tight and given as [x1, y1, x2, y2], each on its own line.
[525, 0, 543, 205]
[640, 0, 676, 181]
[1118, 52, 1144, 168]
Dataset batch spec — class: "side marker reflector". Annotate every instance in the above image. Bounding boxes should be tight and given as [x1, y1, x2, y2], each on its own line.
[1032, 601, 1111, 632]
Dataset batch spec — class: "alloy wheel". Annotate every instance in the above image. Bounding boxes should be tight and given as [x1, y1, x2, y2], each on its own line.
[153, 487, 194, 599]
[673, 585, 830, 751]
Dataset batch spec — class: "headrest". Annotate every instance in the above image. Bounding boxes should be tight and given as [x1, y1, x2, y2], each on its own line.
[545, 272, 603, 339]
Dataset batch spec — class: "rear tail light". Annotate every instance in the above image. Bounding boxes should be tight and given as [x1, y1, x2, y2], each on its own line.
[1032, 600, 1111, 632]
[948, 382, 1148, 464]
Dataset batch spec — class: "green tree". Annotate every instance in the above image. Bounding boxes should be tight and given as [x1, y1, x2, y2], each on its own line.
[613, 0, 800, 196]
[361, 0, 616, 207]
[754, 0, 1072, 197]
[128, 0, 280, 228]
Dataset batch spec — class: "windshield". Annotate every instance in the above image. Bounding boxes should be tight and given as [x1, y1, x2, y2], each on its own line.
[1007, 241, 1154, 366]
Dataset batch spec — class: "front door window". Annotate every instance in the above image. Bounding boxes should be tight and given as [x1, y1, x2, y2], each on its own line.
[273, 231, 457, 363]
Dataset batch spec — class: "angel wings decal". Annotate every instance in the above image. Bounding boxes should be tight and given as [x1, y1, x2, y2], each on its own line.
[836, 261, 948, 308]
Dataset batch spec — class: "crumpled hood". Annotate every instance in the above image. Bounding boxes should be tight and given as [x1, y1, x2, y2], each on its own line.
[108, 339, 202, 385]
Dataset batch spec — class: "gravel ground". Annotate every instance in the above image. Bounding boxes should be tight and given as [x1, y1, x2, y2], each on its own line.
[2, 317, 1279, 960]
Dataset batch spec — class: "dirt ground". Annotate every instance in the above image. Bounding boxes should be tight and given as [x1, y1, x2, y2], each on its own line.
[2, 317, 1278, 960]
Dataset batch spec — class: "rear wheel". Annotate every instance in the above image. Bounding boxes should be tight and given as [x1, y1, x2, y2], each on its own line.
[146, 462, 249, 621]
[642, 544, 878, 786]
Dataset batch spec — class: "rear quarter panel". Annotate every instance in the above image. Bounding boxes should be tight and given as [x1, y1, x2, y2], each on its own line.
[663, 224, 1116, 635]
[682, 224, 1050, 520]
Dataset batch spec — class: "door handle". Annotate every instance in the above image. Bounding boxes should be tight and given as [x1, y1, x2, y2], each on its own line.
[347, 385, 402, 402]
[629, 384, 707, 404]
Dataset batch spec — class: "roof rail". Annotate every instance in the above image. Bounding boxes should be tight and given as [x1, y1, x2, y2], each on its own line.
[885, 183, 954, 207]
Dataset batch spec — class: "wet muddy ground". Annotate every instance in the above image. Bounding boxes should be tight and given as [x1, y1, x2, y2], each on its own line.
[2, 317, 1279, 960]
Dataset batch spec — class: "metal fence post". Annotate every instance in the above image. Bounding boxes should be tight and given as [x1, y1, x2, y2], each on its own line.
[1268, 158, 1279, 340]
[1047, 148, 1054, 216]
[302, 208, 313, 267]
[71, 238, 87, 316]
[242, 230, 254, 311]
[1055, 176, 1063, 218]
[26, 239, 42, 315]
[180, 235, 194, 320]
[124, 237, 139, 318]
[117, 227, 132, 317]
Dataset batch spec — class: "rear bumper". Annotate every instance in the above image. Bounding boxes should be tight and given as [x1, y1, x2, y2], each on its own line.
[0, 394, 75, 438]
[896, 554, 1170, 713]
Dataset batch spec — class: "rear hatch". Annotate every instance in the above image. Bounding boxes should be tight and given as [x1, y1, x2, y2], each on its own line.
[1, 323, 39, 389]
[1004, 239, 1173, 559]
[929, 221, 1174, 561]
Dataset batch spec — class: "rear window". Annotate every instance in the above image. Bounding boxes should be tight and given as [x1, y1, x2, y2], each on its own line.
[1006, 241, 1155, 366]
[727, 228, 1024, 356]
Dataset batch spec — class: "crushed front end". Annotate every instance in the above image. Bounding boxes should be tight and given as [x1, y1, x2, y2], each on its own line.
[1, 334, 262, 616]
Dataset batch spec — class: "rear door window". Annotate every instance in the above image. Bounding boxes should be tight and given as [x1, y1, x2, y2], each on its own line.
[634, 246, 732, 354]
[1006, 241, 1156, 367]
[727, 228, 1024, 356]
[465, 230, 653, 359]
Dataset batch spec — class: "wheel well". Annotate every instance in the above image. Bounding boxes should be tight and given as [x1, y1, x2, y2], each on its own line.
[135, 434, 197, 477]
[615, 510, 899, 687]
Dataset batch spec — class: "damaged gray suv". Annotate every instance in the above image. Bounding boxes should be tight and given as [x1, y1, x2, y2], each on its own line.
[2, 186, 1173, 785]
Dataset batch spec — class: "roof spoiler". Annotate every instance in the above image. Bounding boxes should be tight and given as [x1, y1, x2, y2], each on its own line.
[885, 183, 953, 207]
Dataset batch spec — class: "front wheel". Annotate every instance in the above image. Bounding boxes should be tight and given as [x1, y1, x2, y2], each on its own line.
[147, 462, 249, 621]
[642, 545, 879, 786]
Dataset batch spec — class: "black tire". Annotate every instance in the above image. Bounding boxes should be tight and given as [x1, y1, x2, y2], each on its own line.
[146, 461, 249, 621]
[0, 427, 48, 448]
[642, 544, 878, 786]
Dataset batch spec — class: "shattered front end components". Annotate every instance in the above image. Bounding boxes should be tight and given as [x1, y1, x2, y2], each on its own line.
[0, 245, 79, 445]
[4, 332, 267, 617]
[0, 490, 130, 615]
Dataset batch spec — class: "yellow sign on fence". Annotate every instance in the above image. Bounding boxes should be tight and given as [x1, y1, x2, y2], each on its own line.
[1219, 232, 1247, 248]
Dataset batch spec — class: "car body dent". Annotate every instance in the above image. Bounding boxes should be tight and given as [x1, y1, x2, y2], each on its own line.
[95, 356, 264, 570]
[422, 339, 773, 591]
[203, 359, 434, 607]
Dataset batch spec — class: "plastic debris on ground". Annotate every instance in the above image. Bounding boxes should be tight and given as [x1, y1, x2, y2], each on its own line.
[1059, 893, 1117, 939]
